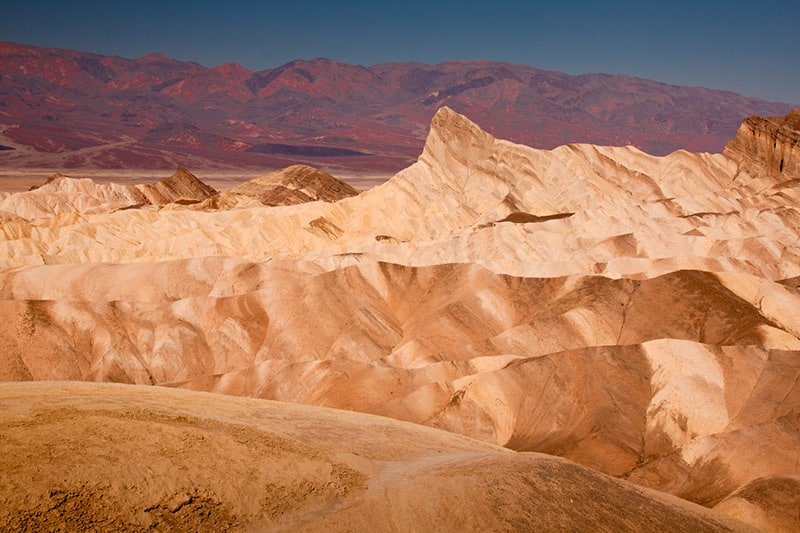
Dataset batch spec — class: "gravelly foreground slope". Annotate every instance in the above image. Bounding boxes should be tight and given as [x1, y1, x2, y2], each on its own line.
[0, 382, 756, 532]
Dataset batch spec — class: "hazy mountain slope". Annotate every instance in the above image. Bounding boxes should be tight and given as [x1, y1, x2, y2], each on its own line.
[0, 41, 795, 171]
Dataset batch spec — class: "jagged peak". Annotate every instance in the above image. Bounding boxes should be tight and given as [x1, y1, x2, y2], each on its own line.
[430, 106, 492, 138]
[45, 172, 70, 183]
[421, 107, 495, 163]
[741, 108, 800, 133]
[171, 166, 198, 180]
[264, 163, 334, 180]
[25, 172, 77, 192]
[236, 164, 340, 188]
[153, 166, 217, 198]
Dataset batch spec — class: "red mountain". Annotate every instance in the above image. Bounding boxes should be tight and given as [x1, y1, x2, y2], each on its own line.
[0, 41, 795, 172]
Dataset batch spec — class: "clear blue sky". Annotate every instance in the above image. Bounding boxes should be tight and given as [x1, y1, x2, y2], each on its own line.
[2, 0, 798, 104]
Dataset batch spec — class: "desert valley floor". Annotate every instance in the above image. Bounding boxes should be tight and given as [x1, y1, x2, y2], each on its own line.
[0, 107, 799, 531]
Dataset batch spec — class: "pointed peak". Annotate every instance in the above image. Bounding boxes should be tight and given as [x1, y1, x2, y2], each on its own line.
[172, 166, 196, 179]
[430, 107, 493, 139]
[228, 164, 358, 206]
[431, 106, 465, 123]
[161, 167, 217, 197]
[422, 107, 495, 162]
[137, 52, 174, 62]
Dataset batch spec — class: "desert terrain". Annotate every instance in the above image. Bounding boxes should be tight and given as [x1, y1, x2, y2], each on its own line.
[1, 107, 799, 531]
[2, 381, 760, 532]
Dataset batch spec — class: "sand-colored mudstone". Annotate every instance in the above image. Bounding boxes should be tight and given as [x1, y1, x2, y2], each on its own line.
[0, 382, 756, 532]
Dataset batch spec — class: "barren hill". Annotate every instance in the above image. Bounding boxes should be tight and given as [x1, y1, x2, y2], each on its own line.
[0, 107, 799, 530]
[199, 164, 360, 209]
[0, 166, 216, 218]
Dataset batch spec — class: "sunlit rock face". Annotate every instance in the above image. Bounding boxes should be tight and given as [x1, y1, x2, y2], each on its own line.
[1, 107, 799, 532]
[723, 109, 800, 178]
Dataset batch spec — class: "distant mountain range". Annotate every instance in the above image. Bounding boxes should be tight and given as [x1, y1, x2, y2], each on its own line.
[0, 41, 795, 172]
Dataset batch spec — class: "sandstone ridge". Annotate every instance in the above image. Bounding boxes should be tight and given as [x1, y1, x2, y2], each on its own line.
[1, 107, 799, 282]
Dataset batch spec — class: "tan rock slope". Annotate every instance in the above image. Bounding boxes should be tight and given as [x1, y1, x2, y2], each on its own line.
[0, 166, 216, 218]
[0, 382, 754, 532]
[1, 107, 799, 531]
[224, 164, 360, 205]
[723, 109, 800, 178]
[191, 164, 361, 210]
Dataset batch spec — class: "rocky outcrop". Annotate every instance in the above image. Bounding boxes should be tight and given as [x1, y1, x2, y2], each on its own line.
[723, 109, 800, 178]
[137, 166, 218, 204]
[202, 164, 359, 209]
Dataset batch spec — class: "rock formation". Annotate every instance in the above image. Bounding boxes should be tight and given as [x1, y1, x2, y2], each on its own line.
[199, 164, 360, 209]
[723, 109, 800, 178]
[0, 107, 799, 531]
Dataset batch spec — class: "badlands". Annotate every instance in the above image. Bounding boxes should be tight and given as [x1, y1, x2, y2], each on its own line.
[1, 107, 799, 531]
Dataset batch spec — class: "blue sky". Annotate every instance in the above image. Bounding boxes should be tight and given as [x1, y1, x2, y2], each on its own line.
[2, 0, 798, 104]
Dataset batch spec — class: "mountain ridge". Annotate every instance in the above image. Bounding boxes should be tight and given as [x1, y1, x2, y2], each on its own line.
[0, 41, 795, 173]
